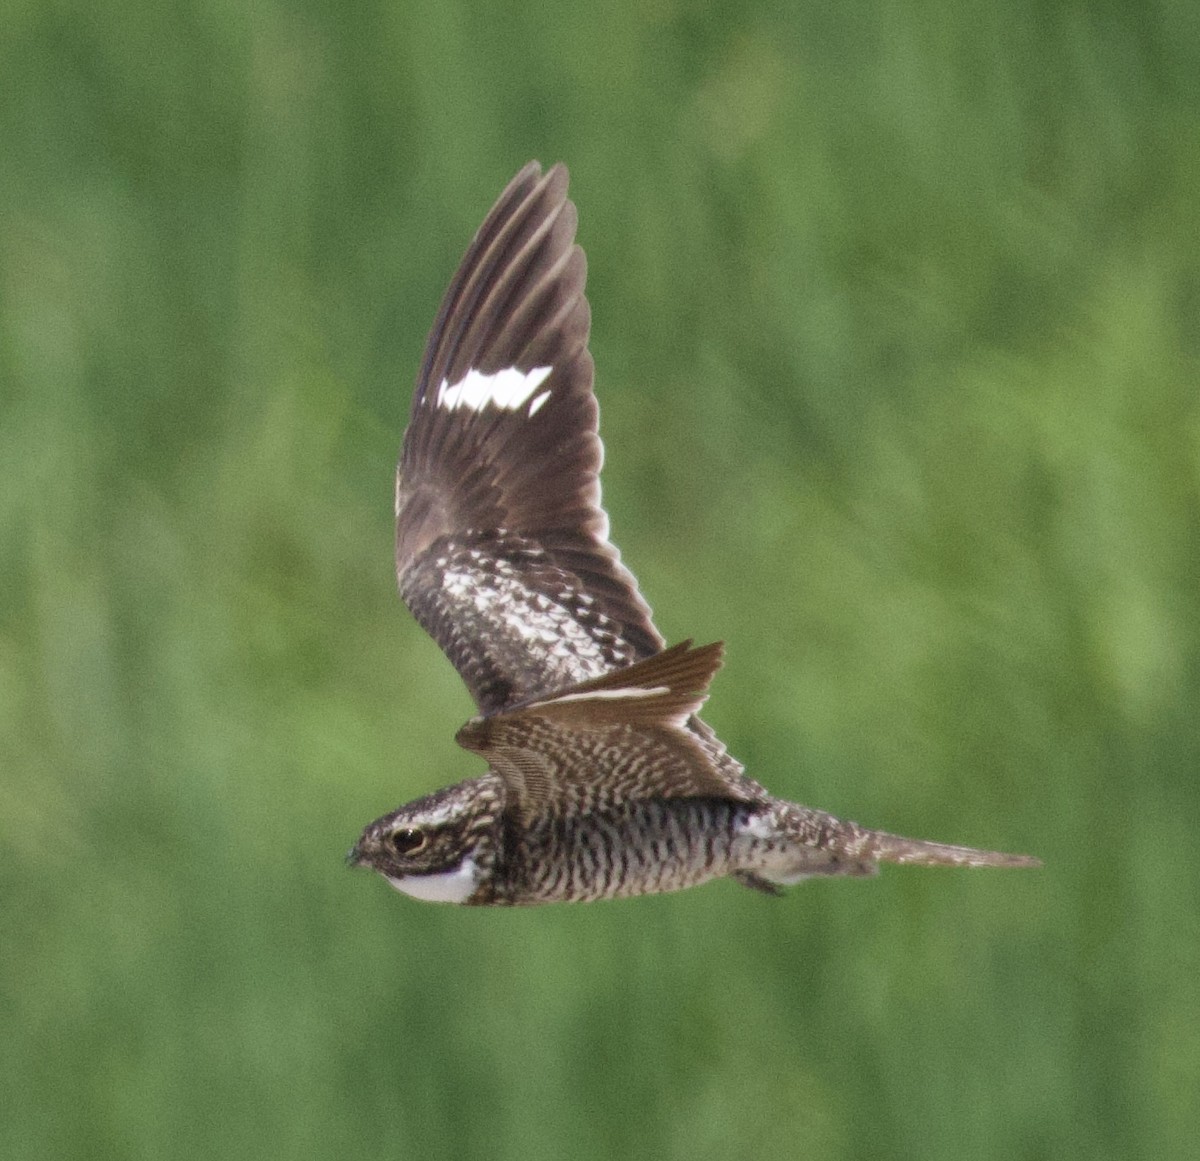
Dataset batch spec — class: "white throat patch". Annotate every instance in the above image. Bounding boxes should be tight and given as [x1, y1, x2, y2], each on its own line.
[386, 857, 481, 904]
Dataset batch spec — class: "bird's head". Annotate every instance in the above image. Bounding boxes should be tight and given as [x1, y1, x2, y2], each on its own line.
[346, 778, 501, 904]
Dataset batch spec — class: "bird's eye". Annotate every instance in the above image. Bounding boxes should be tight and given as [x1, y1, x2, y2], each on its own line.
[391, 828, 426, 855]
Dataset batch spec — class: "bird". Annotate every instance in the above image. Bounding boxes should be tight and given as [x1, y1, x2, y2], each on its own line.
[347, 161, 1041, 906]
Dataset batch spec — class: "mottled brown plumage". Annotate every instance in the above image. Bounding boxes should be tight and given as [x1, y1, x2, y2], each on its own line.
[348, 162, 1040, 906]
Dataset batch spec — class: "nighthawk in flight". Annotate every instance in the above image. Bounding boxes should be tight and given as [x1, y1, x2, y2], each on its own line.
[348, 162, 1040, 905]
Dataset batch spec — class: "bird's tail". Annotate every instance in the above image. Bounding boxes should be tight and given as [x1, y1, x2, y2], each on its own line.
[846, 822, 1041, 870]
[771, 804, 1041, 875]
[746, 806, 1041, 886]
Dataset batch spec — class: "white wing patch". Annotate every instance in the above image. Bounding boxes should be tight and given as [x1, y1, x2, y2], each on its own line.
[436, 366, 553, 413]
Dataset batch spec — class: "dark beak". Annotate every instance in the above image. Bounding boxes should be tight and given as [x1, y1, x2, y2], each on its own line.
[345, 841, 367, 868]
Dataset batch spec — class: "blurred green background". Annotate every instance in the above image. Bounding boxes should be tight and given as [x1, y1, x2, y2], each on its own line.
[3, 1, 1198, 1158]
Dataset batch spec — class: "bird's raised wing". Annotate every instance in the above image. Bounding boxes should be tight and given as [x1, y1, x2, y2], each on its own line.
[454, 641, 759, 822]
[395, 162, 663, 714]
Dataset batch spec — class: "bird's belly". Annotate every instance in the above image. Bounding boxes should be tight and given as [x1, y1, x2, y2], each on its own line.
[508, 798, 757, 903]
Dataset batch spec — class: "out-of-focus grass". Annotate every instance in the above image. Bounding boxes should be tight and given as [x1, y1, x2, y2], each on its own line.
[3, 2, 1198, 1159]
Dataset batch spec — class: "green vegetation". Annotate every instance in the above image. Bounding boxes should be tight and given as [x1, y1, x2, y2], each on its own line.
[3, 2, 1197, 1157]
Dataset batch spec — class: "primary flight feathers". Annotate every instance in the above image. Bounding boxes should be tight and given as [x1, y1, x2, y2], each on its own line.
[394, 162, 663, 716]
